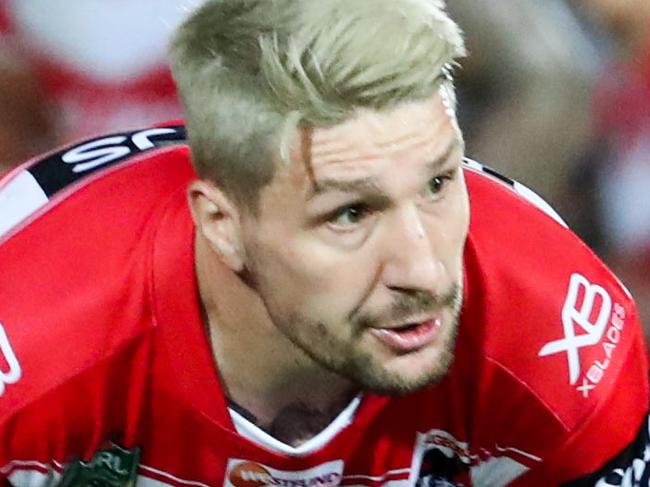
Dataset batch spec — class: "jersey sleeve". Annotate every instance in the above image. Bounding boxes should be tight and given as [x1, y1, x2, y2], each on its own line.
[513, 311, 649, 486]
[462, 161, 650, 487]
[0, 125, 191, 485]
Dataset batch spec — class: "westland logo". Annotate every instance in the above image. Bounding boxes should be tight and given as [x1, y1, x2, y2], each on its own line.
[225, 460, 343, 487]
[539, 273, 626, 397]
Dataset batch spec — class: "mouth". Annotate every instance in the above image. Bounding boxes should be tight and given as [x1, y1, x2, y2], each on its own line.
[368, 317, 442, 353]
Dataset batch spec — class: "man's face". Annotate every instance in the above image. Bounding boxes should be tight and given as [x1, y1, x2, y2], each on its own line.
[239, 91, 469, 395]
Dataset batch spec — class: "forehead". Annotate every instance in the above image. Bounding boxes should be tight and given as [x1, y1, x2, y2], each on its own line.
[292, 92, 459, 185]
[255, 91, 461, 217]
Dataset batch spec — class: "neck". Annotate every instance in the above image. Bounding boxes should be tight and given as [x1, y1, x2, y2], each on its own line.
[194, 233, 356, 445]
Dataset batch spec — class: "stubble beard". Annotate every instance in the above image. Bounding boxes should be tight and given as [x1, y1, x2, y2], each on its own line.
[261, 283, 464, 397]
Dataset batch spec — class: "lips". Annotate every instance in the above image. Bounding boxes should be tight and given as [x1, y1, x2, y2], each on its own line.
[369, 318, 442, 353]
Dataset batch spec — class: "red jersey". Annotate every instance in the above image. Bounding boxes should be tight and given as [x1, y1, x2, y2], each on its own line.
[0, 125, 647, 487]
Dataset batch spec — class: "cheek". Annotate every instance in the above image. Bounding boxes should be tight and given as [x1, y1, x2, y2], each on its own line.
[425, 181, 470, 277]
[434, 180, 470, 242]
[451, 176, 471, 245]
[295, 241, 375, 296]
[287, 241, 381, 321]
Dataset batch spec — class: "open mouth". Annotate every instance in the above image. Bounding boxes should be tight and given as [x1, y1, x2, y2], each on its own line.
[369, 318, 442, 353]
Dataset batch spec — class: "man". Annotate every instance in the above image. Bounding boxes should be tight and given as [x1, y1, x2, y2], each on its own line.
[0, 1, 647, 486]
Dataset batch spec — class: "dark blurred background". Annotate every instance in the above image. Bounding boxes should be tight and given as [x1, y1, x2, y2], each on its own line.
[1, 0, 649, 339]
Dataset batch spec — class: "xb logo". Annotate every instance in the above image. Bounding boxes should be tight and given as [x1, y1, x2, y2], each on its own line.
[538, 274, 612, 384]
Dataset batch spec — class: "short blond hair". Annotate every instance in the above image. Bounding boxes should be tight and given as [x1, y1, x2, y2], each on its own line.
[170, 0, 466, 208]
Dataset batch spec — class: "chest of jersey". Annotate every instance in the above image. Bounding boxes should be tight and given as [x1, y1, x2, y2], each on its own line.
[98, 377, 480, 487]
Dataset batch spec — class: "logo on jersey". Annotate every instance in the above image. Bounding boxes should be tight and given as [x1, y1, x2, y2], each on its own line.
[538, 274, 627, 397]
[410, 429, 536, 487]
[0, 125, 186, 242]
[224, 459, 343, 487]
[60, 128, 182, 174]
[412, 430, 469, 486]
[58, 442, 140, 487]
[32, 126, 186, 198]
[0, 322, 21, 396]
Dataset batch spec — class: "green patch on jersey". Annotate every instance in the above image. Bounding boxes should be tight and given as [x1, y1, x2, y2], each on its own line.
[58, 443, 140, 487]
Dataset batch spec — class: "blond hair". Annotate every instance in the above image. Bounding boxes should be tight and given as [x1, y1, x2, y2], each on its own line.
[170, 0, 466, 208]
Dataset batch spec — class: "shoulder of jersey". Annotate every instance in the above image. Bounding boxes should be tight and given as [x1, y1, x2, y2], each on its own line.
[0, 124, 193, 418]
[0, 123, 190, 242]
[461, 159, 644, 430]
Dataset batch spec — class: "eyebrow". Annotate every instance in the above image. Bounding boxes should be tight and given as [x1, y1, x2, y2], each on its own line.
[306, 138, 462, 201]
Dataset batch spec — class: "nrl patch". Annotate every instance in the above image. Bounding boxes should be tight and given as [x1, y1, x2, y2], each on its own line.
[58, 443, 140, 487]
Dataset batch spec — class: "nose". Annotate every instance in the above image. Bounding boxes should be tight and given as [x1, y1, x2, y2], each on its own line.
[380, 205, 445, 295]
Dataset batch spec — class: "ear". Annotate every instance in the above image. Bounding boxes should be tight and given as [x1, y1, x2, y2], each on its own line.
[187, 180, 245, 272]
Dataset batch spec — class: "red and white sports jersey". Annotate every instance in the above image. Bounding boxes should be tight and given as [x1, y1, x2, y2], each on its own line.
[0, 125, 648, 487]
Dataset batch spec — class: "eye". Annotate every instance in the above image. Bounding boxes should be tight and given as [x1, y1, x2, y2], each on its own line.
[429, 176, 446, 194]
[426, 169, 456, 198]
[327, 204, 372, 228]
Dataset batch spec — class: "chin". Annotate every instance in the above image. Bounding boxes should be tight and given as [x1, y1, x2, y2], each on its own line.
[349, 343, 456, 396]
[359, 315, 459, 396]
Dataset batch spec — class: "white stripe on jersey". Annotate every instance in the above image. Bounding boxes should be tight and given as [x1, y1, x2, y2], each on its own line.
[8, 469, 58, 487]
[0, 171, 49, 240]
[462, 158, 567, 228]
[3, 464, 210, 487]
